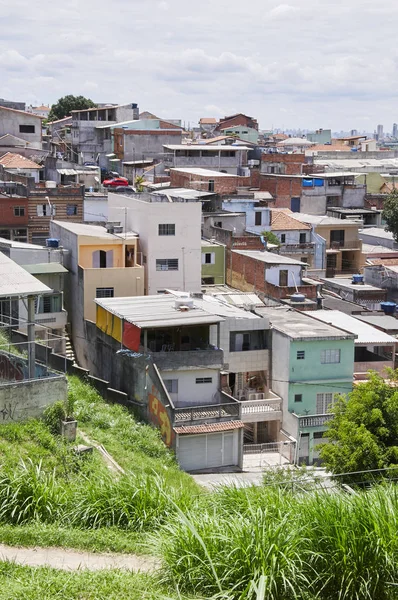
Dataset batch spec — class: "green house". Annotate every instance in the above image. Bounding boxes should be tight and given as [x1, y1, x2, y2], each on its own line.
[201, 239, 225, 285]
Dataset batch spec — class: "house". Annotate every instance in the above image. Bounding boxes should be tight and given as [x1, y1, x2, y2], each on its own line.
[163, 145, 250, 175]
[0, 252, 67, 420]
[268, 210, 318, 268]
[228, 249, 319, 305]
[276, 138, 315, 153]
[220, 125, 259, 144]
[293, 213, 364, 277]
[199, 118, 218, 134]
[0, 106, 43, 149]
[71, 102, 139, 164]
[261, 152, 306, 176]
[306, 129, 332, 145]
[320, 276, 387, 311]
[170, 167, 251, 194]
[217, 113, 259, 132]
[95, 118, 183, 171]
[254, 305, 355, 465]
[201, 239, 226, 285]
[0, 153, 42, 183]
[49, 220, 145, 368]
[326, 207, 381, 228]
[359, 227, 398, 250]
[0, 99, 26, 111]
[26, 105, 50, 119]
[107, 190, 202, 295]
[0, 188, 29, 242]
[309, 310, 396, 379]
[364, 262, 398, 303]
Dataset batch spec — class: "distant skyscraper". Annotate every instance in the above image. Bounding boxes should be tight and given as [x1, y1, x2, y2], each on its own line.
[377, 124, 384, 140]
[393, 123, 398, 138]
[350, 129, 358, 136]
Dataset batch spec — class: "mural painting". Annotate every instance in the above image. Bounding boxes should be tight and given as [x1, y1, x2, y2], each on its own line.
[148, 384, 174, 447]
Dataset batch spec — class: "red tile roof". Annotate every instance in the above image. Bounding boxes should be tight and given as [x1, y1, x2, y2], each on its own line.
[174, 420, 244, 435]
[271, 210, 311, 231]
[0, 152, 41, 169]
[200, 118, 217, 124]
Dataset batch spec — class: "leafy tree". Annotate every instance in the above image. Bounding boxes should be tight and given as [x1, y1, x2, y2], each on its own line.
[134, 175, 146, 192]
[382, 189, 398, 242]
[261, 230, 280, 246]
[320, 371, 398, 482]
[48, 95, 97, 121]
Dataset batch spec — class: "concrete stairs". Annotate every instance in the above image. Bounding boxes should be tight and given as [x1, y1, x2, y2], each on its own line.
[64, 332, 76, 364]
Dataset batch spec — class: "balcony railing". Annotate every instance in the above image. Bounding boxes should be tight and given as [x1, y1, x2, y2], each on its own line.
[173, 402, 241, 424]
[326, 239, 361, 250]
[282, 243, 315, 253]
[294, 413, 333, 428]
[240, 397, 282, 422]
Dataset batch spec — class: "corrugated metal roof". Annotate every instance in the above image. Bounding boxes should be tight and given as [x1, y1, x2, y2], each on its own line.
[95, 295, 225, 328]
[0, 253, 51, 298]
[22, 263, 68, 275]
[310, 310, 397, 345]
[174, 420, 244, 435]
[355, 315, 398, 331]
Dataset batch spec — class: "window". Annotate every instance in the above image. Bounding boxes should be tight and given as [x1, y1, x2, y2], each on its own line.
[95, 287, 114, 298]
[330, 230, 345, 247]
[280, 234, 286, 244]
[297, 350, 305, 360]
[143, 255, 147, 264]
[196, 377, 213, 384]
[157, 290, 167, 294]
[294, 394, 302, 402]
[13, 206, 25, 217]
[321, 349, 341, 364]
[208, 180, 215, 192]
[36, 294, 62, 314]
[156, 258, 179, 271]
[202, 252, 215, 265]
[66, 204, 78, 216]
[164, 379, 178, 394]
[158, 224, 175, 236]
[214, 221, 222, 228]
[19, 124, 35, 134]
[37, 204, 55, 217]
[255, 212, 262, 226]
[230, 331, 267, 352]
[316, 393, 334, 414]
[299, 232, 306, 244]
[92, 249, 113, 268]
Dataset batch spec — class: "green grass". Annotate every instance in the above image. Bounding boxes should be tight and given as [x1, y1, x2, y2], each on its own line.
[0, 562, 194, 600]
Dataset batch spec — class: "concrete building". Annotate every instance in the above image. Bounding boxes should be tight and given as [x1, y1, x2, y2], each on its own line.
[306, 129, 332, 145]
[255, 306, 355, 465]
[320, 277, 387, 310]
[293, 213, 364, 277]
[170, 167, 250, 194]
[49, 221, 144, 367]
[26, 105, 50, 118]
[0, 106, 43, 149]
[0, 152, 42, 183]
[326, 207, 381, 228]
[217, 113, 259, 132]
[71, 103, 139, 165]
[199, 118, 218, 134]
[201, 239, 225, 285]
[0, 252, 67, 420]
[163, 145, 250, 175]
[0, 99, 26, 111]
[220, 125, 259, 144]
[359, 227, 398, 250]
[107, 191, 202, 295]
[310, 310, 396, 379]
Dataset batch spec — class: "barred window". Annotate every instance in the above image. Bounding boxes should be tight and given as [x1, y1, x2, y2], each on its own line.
[96, 287, 114, 298]
[195, 377, 212, 384]
[321, 349, 341, 364]
[158, 224, 175, 236]
[316, 393, 335, 414]
[156, 258, 179, 271]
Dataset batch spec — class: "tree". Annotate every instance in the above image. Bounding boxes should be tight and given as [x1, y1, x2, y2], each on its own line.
[320, 371, 398, 482]
[260, 230, 280, 246]
[48, 95, 97, 121]
[382, 189, 398, 242]
[134, 176, 146, 192]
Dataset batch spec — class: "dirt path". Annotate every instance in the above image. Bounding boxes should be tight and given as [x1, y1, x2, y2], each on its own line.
[0, 543, 160, 572]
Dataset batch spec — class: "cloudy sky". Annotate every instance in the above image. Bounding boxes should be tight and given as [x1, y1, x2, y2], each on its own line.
[1, 0, 397, 132]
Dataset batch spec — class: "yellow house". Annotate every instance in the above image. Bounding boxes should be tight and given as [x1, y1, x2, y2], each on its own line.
[49, 221, 145, 367]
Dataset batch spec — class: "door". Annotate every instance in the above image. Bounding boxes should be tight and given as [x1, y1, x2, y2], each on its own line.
[223, 433, 235, 466]
[291, 197, 300, 212]
[178, 435, 207, 471]
[279, 270, 288, 287]
[330, 229, 345, 247]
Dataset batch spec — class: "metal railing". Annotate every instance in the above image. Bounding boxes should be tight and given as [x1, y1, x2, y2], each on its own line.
[282, 243, 315, 252]
[173, 402, 240, 423]
[326, 239, 361, 250]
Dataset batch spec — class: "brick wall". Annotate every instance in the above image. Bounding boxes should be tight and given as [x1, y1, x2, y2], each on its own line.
[206, 225, 264, 250]
[261, 153, 305, 175]
[0, 195, 28, 226]
[170, 170, 251, 194]
[218, 115, 258, 131]
[227, 251, 317, 299]
[259, 175, 302, 209]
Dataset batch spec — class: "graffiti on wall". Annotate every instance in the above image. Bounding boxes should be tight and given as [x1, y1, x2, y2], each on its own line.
[0, 402, 18, 421]
[148, 385, 174, 447]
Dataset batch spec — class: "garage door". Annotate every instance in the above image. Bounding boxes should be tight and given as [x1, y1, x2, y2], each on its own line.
[177, 432, 237, 471]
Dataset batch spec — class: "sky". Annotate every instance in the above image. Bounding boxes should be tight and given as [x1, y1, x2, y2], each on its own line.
[1, 0, 398, 132]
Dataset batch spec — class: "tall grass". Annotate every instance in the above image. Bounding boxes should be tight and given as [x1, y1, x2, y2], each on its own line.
[158, 483, 398, 600]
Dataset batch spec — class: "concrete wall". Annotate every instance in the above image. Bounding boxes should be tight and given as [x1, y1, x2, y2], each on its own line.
[202, 214, 246, 238]
[84, 197, 108, 222]
[0, 108, 42, 148]
[108, 193, 202, 294]
[201, 243, 225, 284]
[265, 264, 302, 287]
[0, 375, 67, 422]
[161, 368, 219, 407]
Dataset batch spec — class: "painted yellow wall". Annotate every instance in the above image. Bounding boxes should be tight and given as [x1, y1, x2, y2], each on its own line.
[79, 244, 124, 268]
[84, 266, 145, 321]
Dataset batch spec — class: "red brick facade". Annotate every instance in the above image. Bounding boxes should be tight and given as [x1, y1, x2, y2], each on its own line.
[217, 114, 258, 131]
[170, 169, 251, 195]
[0, 195, 28, 227]
[227, 251, 317, 300]
[258, 175, 302, 209]
[261, 153, 305, 175]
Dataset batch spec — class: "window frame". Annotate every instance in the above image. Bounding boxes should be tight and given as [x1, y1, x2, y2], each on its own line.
[294, 394, 303, 403]
[13, 206, 25, 217]
[320, 349, 341, 364]
[316, 392, 335, 414]
[296, 350, 305, 360]
[158, 223, 176, 236]
[19, 124, 35, 134]
[163, 379, 178, 394]
[195, 377, 213, 384]
[156, 258, 179, 271]
[66, 204, 78, 216]
[95, 287, 115, 299]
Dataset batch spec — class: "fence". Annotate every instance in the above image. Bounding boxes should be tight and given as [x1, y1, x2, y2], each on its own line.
[243, 440, 296, 464]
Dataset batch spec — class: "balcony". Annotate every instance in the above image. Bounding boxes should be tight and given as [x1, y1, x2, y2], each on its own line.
[173, 401, 241, 424]
[281, 242, 315, 254]
[326, 239, 361, 250]
[35, 310, 67, 329]
[240, 393, 282, 423]
[294, 413, 333, 428]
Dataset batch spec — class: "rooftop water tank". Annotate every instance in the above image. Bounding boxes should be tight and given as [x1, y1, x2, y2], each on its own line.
[46, 238, 59, 248]
[380, 302, 396, 315]
[290, 293, 306, 303]
[352, 274, 364, 285]
[45, 180, 57, 189]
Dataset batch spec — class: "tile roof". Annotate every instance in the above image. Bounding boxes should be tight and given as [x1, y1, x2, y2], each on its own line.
[307, 144, 350, 152]
[200, 118, 217, 124]
[173, 421, 244, 435]
[271, 210, 311, 231]
[368, 258, 398, 266]
[0, 152, 41, 169]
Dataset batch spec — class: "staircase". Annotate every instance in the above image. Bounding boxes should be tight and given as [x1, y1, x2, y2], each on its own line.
[64, 332, 76, 364]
